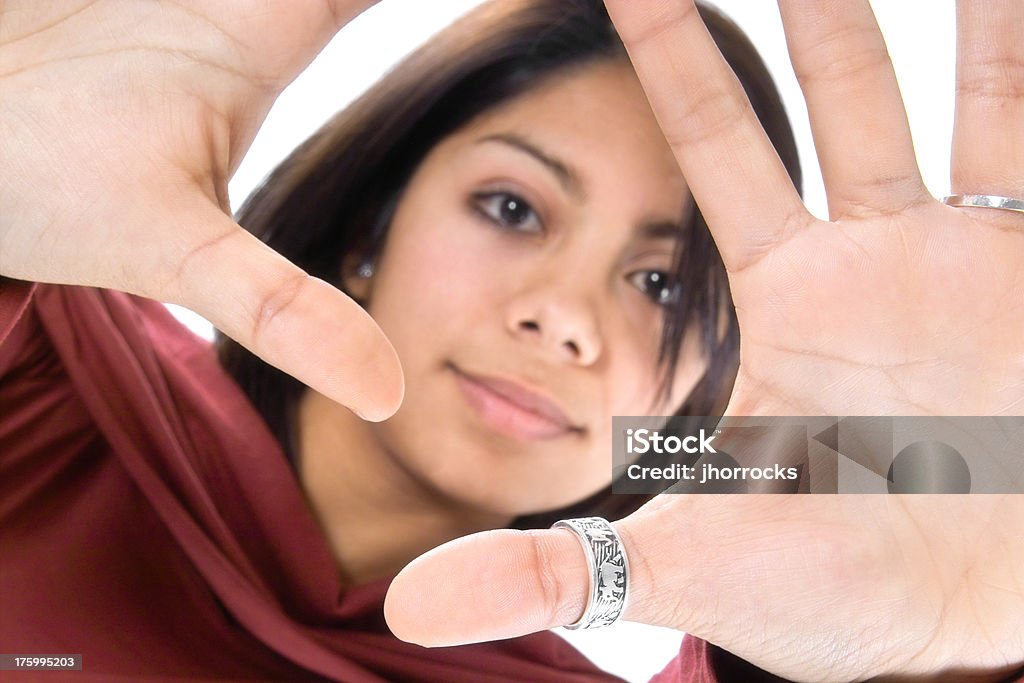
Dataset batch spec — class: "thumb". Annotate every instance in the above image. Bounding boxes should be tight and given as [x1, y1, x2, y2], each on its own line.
[153, 201, 403, 422]
[384, 528, 591, 646]
[383, 515, 679, 647]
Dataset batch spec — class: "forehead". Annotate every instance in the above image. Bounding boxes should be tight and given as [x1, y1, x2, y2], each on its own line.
[438, 60, 689, 205]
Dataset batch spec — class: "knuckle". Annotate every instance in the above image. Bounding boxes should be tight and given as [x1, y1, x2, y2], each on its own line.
[167, 226, 238, 299]
[849, 170, 923, 194]
[957, 55, 1024, 101]
[795, 45, 892, 91]
[728, 208, 815, 276]
[524, 532, 569, 626]
[832, 172, 931, 219]
[791, 23, 890, 90]
[661, 85, 752, 150]
[250, 271, 309, 342]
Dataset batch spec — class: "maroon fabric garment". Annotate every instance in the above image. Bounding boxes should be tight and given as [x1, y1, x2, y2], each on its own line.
[650, 638, 791, 683]
[1, 280, 634, 682]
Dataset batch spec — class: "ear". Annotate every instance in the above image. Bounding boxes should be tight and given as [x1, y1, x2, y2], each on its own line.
[341, 253, 374, 303]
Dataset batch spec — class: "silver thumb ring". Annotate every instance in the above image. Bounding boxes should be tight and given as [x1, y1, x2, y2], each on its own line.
[551, 517, 629, 630]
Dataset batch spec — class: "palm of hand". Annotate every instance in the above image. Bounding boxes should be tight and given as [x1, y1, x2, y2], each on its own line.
[631, 488, 1024, 681]
[614, 1, 1024, 676]
[705, 207, 1024, 677]
[1, 0, 348, 282]
[0, 0, 402, 421]
[603, 0, 1024, 677]
[728, 204, 1024, 418]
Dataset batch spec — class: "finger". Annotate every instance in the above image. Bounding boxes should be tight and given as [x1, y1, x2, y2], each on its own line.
[777, 0, 929, 219]
[385, 494, 717, 647]
[952, 0, 1024, 198]
[153, 199, 404, 422]
[382, 496, 883, 682]
[384, 528, 591, 646]
[604, 0, 810, 273]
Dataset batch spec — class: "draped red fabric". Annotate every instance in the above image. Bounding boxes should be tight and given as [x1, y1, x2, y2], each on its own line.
[649, 637, 792, 683]
[6, 281, 1022, 683]
[1, 281, 638, 682]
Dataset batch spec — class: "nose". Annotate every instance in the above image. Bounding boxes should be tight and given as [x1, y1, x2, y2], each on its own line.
[505, 281, 602, 366]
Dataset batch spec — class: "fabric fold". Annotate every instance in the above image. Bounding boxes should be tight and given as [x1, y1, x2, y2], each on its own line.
[2, 284, 629, 682]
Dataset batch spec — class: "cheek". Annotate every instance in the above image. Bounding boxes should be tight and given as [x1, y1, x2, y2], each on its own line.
[601, 327, 708, 419]
[607, 364, 663, 418]
[600, 320, 670, 411]
[369, 222, 496, 342]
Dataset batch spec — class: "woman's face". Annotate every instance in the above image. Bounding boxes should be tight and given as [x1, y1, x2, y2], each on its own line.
[352, 60, 708, 516]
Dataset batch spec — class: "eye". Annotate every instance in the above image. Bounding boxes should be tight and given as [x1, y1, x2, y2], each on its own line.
[472, 191, 543, 233]
[629, 270, 681, 307]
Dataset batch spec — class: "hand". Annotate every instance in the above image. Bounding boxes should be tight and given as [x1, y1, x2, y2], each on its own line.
[0, 0, 402, 421]
[384, 1, 1024, 681]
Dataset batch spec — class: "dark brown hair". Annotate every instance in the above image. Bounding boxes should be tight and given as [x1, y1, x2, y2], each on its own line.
[216, 0, 801, 528]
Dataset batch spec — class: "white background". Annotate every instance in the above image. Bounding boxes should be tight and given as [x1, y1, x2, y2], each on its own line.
[169, 2, 957, 679]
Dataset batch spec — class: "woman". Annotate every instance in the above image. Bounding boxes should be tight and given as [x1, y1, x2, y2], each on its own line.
[216, 0, 800, 559]
[1, 0, 793, 680]
[1, 1, 1022, 682]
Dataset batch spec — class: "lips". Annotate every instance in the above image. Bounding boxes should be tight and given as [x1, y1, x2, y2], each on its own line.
[449, 364, 582, 441]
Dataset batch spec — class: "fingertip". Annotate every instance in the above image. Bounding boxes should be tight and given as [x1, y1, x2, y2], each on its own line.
[383, 531, 527, 647]
[168, 216, 404, 419]
[383, 562, 428, 646]
[382, 528, 592, 647]
[383, 539, 468, 647]
[267, 275, 403, 422]
[348, 329, 405, 422]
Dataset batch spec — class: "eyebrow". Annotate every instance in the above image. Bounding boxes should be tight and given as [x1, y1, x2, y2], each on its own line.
[640, 220, 687, 243]
[476, 133, 585, 201]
